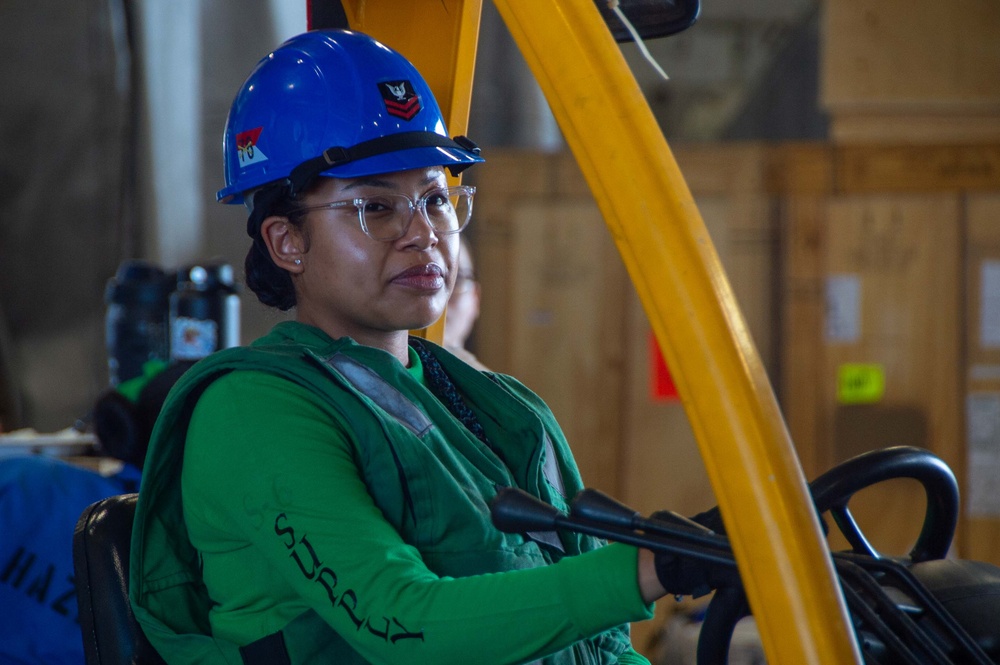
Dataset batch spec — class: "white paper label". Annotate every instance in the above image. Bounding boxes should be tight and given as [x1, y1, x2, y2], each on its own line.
[970, 364, 1000, 382]
[825, 274, 861, 343]
[981, 261, 1000, 348]
[170, 316, 218, 360]
[967, 392, 1000, 517]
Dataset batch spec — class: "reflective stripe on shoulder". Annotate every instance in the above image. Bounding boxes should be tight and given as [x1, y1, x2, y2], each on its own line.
[321, 352, 434, 437]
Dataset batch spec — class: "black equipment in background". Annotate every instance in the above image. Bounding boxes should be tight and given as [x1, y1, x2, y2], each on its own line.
[306, 0, 700, 42]
[105, 261, 172, 387]
[595, 0, 700, 42]
[168, 263, 240, 362]
[105, 259, 240, 387]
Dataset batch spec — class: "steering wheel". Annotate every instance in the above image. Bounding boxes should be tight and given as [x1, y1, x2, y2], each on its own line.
[696, 446, 959, 665]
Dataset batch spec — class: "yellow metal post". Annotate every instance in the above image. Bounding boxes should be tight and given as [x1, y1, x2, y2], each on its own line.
[489, 1, 861, 663]
[340, 0, 483, 344]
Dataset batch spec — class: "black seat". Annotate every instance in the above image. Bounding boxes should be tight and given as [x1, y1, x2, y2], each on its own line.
[73, 493, 167, 665]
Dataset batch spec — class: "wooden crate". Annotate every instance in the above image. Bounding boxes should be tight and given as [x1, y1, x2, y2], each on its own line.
[821, 0, 1000, 143]
[478, 197, 631, 494]
[778, 143, 1000, 562]
[824, 194, 963, 555]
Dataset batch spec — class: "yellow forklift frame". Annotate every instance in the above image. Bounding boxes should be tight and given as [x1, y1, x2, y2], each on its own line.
[335, 0, 863, 662]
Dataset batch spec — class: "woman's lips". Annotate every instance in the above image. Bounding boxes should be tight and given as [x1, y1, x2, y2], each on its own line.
[391, 263, 445, 290]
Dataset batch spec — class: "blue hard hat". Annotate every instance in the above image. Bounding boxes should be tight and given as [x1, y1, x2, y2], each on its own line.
[217, 29, 484, 205]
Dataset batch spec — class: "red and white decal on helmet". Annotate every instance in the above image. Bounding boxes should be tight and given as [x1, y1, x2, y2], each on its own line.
[236, 127, 269, 166]
[378, 81, 421, 120]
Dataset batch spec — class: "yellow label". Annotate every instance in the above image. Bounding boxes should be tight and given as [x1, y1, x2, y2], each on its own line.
[837, 364, 885, 404]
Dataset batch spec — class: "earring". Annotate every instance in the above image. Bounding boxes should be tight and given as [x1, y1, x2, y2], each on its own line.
[293, 258, 302, 265]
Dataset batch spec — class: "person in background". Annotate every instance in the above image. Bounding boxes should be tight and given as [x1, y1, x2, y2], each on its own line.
[443, 236, 487, 370]
[0, 361, 189, 665]
[129, 29, 732, 665]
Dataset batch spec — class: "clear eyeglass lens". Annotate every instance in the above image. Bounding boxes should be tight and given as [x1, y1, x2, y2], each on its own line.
[359, 188, 473, 241]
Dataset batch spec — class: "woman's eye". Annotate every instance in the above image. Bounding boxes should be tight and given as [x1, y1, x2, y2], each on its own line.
[363, 199, 393, 214]
[426, 192, 450, 208]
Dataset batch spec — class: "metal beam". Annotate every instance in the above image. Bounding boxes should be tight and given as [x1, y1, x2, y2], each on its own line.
[489, 0, 861, 662]
[337, 0, 484, 344]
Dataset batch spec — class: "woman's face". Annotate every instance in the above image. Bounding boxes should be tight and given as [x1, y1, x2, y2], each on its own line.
[290, 166, 459, 346]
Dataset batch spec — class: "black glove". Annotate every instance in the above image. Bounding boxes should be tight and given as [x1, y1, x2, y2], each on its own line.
[688, 505, 725, 535]
[652, 550, 741, 599]
[649, 509, 739, 598]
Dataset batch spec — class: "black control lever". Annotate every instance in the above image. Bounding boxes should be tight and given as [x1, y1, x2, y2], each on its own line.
[490, 486, 736, 568]
[490, 485, 563, 533]
[570, 488, 728, 553]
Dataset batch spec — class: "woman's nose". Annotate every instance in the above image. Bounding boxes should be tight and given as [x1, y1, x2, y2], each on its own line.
[396, 205, 439, 248]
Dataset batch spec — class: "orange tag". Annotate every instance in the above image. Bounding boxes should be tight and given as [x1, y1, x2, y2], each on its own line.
[650, 332, 679, 401]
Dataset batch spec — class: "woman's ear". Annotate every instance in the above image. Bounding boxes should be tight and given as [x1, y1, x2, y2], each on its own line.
[260, 215, 305, 273]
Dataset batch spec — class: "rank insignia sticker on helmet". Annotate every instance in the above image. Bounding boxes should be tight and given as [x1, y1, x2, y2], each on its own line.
[235, 127, 268, 166]
[378, 81, 421, 120]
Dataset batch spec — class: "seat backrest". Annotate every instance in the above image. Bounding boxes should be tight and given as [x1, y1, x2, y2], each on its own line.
[73, 493, 167, 665]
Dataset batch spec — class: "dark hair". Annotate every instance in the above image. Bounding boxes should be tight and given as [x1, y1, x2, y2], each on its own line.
[243, 184, 310, 311]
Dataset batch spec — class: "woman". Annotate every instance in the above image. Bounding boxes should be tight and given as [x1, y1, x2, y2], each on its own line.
[443, 236, 487, 370]
[130, 29, 684, 665]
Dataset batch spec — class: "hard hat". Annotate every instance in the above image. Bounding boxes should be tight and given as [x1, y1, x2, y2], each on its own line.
[217, 29, 483, 205]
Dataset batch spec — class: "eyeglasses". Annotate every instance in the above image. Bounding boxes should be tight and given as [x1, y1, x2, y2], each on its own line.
[297, 185, 476, 242]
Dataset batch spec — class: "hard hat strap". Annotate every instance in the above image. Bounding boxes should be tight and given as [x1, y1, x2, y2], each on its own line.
[288, 132, 481, 194]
